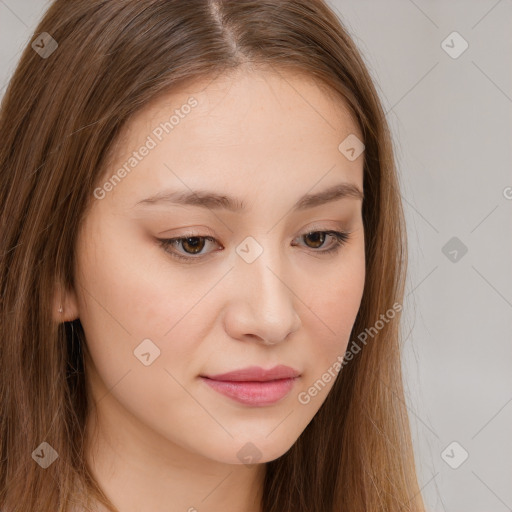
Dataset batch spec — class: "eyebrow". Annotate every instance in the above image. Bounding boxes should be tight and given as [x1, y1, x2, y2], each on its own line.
[134, 182, 364, 212]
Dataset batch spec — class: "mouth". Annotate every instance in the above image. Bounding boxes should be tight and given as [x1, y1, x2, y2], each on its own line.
[199, 376, 300, 406]
[199, 365, 301, 406]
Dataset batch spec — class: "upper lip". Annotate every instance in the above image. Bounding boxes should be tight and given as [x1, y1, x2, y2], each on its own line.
[201, 365, 300, 382]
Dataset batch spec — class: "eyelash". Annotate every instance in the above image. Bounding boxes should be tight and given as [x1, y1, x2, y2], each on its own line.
[157, 229, 351, 263]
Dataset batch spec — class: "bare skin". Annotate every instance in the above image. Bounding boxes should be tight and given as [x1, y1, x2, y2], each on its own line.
[57, 65, 365, 512]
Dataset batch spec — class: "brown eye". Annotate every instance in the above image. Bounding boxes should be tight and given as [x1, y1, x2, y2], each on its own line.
[158, 235, 219, 262]
[293, 230, 351, 255]
[180, 237, 206, 255]
[158, 229, 350, 264]
[302, 231, 326, 249]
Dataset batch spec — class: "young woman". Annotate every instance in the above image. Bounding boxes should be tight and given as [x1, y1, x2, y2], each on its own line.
[0, 1, 425, 511]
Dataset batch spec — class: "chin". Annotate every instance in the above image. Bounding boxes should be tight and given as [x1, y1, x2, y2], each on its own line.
[204, 433, 299, 466]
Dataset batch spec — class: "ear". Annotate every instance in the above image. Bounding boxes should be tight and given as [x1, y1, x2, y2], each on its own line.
[53, 282, 80, 323]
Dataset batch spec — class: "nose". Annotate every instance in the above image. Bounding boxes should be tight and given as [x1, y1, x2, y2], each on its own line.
[222, 248, 302, 346]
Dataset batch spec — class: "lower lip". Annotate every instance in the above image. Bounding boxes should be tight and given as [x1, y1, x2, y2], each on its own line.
[200, 376, 298, 406]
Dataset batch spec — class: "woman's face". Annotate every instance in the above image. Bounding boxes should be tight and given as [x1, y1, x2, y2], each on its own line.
[70, 67, 365, 465]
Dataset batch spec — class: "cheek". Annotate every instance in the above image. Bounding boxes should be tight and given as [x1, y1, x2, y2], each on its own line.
[301, 248, 365, 368]
[290, 254, 365, 410]
[74, 229, 213, 429]
[75, 225, 216, 381]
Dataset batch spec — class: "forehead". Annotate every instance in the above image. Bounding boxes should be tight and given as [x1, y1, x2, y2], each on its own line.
[100, 67, 364, 208]
[112, 65, 361, 151]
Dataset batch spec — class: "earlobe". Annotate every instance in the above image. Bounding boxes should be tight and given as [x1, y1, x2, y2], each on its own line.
[53, 283, 80, 323]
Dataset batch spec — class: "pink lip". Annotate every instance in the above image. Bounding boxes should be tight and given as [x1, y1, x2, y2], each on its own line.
[203, 365, 300, 382]
[200, 365, 300, 406]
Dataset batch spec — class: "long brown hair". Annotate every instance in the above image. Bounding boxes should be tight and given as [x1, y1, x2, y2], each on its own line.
[0, 1, 425, 511]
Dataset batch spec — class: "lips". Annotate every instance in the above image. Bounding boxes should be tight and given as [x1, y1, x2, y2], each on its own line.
[199, 365, 301, 406]
[201, 365, 300, 382]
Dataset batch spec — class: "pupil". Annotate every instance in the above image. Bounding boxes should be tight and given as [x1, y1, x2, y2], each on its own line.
[306, 232, 325, 248]
[183, 237, 204, 254]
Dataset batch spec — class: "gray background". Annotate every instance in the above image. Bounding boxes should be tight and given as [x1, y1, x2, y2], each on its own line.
[1, 1, 511, 510]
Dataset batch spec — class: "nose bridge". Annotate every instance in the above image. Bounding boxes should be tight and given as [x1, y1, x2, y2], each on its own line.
[231, 234, 301, 342]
